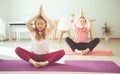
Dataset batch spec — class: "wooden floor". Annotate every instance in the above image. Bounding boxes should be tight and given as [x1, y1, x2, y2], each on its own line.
[0, 38, 120, 74]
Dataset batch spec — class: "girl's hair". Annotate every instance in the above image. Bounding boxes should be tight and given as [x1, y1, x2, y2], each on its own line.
[34, 16, 47, 41]
[80, 17, 87, 24]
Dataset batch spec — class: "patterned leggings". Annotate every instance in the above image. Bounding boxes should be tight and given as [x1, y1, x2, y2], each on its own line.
[65, 37, 100, 52]
[15, 47, 65, 64]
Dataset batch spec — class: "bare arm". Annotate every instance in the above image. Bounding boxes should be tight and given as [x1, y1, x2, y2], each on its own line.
[80, 8, 91, 30]
[72, 14, 80, 30]
[26, 5, 42, 33]
[72, 8, 84, 29]
[40, 5, 55, 34]
[26, 15, 39, 33]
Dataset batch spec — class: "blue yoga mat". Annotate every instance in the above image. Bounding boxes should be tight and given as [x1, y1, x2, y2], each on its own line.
[0, 59, 120, 73]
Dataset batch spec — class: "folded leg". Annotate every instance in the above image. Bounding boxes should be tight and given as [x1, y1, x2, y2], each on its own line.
[65, 37, 78, 51]
[88, 38, 100, 51]
[65, 37, 88, 51]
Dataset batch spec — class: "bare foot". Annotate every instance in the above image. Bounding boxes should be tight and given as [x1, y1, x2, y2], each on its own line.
[82, 48, 90, 55]
[41, 61, 49, 66]
[75, 49, 83, 55]
[29, 59, 49, 68]
[33, 62, 42, 68]
[33, 61, 49, 68]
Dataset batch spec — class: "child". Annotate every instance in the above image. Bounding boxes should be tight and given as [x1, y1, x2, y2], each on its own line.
[15, 5, 65, 68]
[66, 9, 100, 55]
[73, 8, 90, 43]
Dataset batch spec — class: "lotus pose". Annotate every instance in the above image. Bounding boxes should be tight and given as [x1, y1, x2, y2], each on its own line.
[15, 5, 65, 68]
[65, 9, 100, 55]
[65, 37, 100, 55]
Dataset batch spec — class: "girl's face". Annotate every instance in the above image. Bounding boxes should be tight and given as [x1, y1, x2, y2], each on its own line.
[79, 18, 86, 25]
[35, 19, 46, 31]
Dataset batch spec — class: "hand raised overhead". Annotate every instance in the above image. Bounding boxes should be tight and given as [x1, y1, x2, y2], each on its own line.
[80, 8, 84, 17]
[39, 5, 45, 17]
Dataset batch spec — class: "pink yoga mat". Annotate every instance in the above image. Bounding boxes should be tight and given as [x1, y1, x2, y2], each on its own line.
[65, 49, 113, 56]
[0, 59, 120, 73]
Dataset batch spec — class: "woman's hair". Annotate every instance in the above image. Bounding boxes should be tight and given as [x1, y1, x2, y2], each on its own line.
[34, 16, 47, 41]
[79, 17, 87, 24]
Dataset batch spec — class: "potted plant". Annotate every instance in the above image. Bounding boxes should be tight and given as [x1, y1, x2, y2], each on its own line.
[70, 13, 75, 22]
[101, 22, 112, 41]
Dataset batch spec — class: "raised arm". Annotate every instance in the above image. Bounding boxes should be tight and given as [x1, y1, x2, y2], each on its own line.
[72, 8, 84, 29]
[73, 8, 91, 30]
[25, 5, 42, 33]
[80, 8, 91, 30]
[80, 8, 89, 21]
[26, 15, 40, 33]
[40, 5, 55, 33]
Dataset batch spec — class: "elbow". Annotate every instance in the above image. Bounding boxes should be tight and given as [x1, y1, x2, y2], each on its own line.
[25, 21, 29, 26]
[26, 21, 33, 26]
[51, 21, 55, 28]
[52, 24, 55, 29]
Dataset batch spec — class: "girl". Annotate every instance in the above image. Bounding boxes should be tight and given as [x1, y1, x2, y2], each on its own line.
[73, 8, 90, 43]
[15, 5, 65, 68]
[66, 9, 100, 55]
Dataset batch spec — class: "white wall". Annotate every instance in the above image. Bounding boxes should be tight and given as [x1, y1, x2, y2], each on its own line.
[0, 0, 8, 20]
[0, 0, 120, 39]
[0, 0, 8, 39]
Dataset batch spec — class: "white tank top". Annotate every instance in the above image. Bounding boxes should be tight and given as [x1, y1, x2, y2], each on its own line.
[30, 34, 50, 55]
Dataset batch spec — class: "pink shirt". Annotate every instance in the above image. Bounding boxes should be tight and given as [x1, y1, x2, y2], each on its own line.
[74, 27, 89, 43]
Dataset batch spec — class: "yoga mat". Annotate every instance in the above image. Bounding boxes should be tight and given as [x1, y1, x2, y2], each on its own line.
[65, 49, 113, 56]
[0, 59, 120, 73]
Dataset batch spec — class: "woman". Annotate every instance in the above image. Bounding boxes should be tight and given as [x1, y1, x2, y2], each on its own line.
[15, 5, 65, 68]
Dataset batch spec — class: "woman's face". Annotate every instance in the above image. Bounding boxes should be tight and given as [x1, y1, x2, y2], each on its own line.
[35, 19, 46, 31]
[79, 18, 86, 25]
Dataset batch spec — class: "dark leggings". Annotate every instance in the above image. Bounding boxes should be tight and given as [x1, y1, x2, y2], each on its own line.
[65, 37, 100, 52]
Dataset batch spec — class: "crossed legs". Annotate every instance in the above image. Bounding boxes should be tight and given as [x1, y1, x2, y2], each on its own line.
[15, 47, 65, 68]
[65, 37, 100, 55]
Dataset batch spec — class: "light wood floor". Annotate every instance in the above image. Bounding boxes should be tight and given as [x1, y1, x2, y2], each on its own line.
[0, 38, 120, 74]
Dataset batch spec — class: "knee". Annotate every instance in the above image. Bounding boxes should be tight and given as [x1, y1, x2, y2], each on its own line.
[94, 38, 100, 43]
[65, 37, 70, 41]
[15, 47, 23, 54]
[65, 37, 72, 43]
[59, 50, 65, 56]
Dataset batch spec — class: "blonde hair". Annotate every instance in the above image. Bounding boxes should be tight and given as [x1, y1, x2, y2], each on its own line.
[34, 16, 47, 41]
